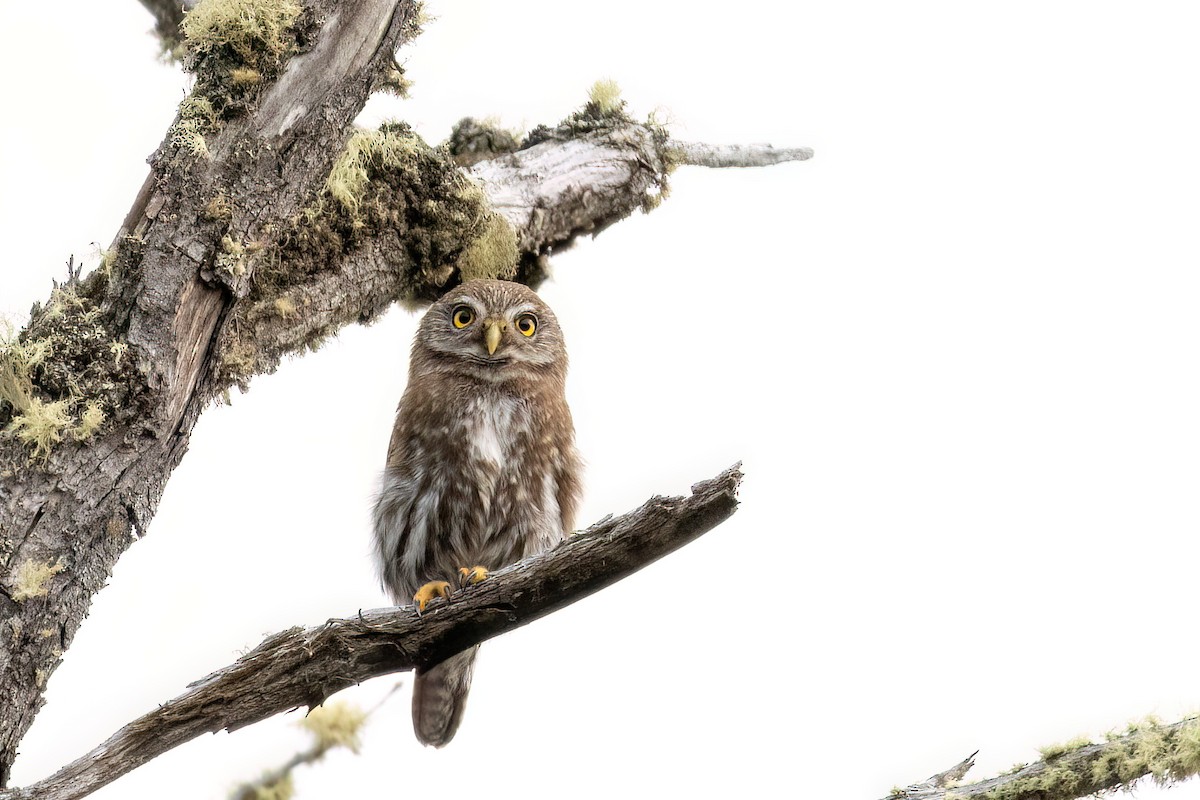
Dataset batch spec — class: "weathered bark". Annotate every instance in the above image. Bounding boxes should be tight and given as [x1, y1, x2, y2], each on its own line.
[670, 141, 815, 169]
[0, 466, 741, 800]
[0, 0, 811, 789]
[219, 116, 684, 383]
[0, 0, 422, 784]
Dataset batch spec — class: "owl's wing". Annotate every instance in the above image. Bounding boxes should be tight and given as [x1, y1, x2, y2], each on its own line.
[555, 443, 583, 537]
[372, 465, 421, 599]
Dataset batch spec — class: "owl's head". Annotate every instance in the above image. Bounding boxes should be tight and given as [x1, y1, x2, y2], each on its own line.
[412, 279, 567, 381]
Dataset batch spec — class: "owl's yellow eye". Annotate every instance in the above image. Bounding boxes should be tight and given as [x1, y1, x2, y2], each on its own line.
[452, 306, 475, 329]
[515, 313, 537, 337]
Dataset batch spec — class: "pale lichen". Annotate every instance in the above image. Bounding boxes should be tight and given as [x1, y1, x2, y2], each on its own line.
[1038, 735, 1093, 761]
[176, 0, 308, 132]
[0, 322, 50, 417]
[72, 401, 106, 441]
[588, 79, 623, 115]
[299, 701, 368, 754]
[7, 399, 73, 460]
[979, 716, 1200, 800]
[181, 0, 303, 72]
[272, 297, 298, 318]
[1, 282, 135, 459]
[376, 63, 412, 99]
[204, 191, 233, 221]
[275, 120, 503, 296]
[325, 127, 422, 216]
[105, 513, 129, 540]
[457, 211, 518, 281]
[522, 79, 637, 148]
[517, 80, 671, 218]
[170, 94, 219, 158]
[217, 235, 247, 279]
[229, 67, 263, 87]
[11, 557, 65, 602]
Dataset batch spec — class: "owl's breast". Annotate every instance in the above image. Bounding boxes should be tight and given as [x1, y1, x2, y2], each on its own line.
[375, 383, 570, 598]
[465, 391, 522, 469]
[456, 390, 561, 554]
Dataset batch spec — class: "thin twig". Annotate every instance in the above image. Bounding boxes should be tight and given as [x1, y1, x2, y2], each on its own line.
[669, 140, 814, 169]
[230, 681, 404, 800]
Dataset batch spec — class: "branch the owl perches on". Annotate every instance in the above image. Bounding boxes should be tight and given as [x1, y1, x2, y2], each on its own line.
[0, 466, 741, 800]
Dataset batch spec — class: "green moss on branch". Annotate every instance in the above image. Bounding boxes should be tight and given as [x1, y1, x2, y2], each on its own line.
[963, 716, 1200, 800]
[0, 277, 138, 461]
[302, 122, 517, 292]
[175, 0, 311, 135]
[213, 122, 518, 390]
[181, 0, 303, 75]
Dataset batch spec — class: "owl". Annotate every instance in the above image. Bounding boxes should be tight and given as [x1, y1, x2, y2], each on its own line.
[372, 278, 583, 747]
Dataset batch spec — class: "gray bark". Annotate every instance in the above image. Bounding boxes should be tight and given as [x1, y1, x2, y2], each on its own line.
[0, 467, 740, 800]
[0, 0, 422, 784]
[669, 141, 815, 169]
[0, 0, 807, 790]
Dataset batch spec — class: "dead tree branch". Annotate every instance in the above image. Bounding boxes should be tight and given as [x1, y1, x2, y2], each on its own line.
[0, 1, 424, 782]
[669, 141, 814, 169]
[0, 0, 807, 787]
[0, 466, 741, 800]
[885, 715, 1200, 800]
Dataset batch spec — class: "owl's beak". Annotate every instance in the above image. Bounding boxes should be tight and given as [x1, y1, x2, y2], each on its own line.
[484, 320, 504, 355]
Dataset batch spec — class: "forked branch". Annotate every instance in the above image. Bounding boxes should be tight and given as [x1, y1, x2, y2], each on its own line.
[0, 466, 742, 800]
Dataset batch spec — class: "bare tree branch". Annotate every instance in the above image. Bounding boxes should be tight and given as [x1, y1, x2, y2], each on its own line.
[669, 141, 814, 169]
[474, 125, 670, 257]
[0, 465, 741, 800]
[885, 715, 1200, 800]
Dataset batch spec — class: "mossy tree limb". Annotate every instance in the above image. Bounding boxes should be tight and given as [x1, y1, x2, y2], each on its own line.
[222, 116, 681, 384]
[0, 467, 741, 800]
[0, 0, 423, 785]
[886, 716, 1200, 800]
[1, 2, 811, 792]
[472, 124, 672, 272]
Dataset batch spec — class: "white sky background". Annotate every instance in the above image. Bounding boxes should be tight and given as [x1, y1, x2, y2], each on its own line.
[2, 1, 1200, 798]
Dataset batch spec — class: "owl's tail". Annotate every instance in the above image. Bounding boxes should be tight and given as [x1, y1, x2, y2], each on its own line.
[412, 645, 479, 747]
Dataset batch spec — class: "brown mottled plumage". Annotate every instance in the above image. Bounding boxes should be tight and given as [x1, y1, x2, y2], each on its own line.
[372, 279, 582, 747]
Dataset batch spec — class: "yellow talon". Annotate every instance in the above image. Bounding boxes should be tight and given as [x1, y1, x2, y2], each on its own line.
[458, 566, 489, 587]
[413, 580, 452, 613]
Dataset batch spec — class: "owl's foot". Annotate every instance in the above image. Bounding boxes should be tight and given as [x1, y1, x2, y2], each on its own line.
[458, 566, 489, 587]
[413, 581, 452, 613]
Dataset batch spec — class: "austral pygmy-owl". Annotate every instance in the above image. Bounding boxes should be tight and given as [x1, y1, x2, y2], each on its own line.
[372, 279, 583, 747]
